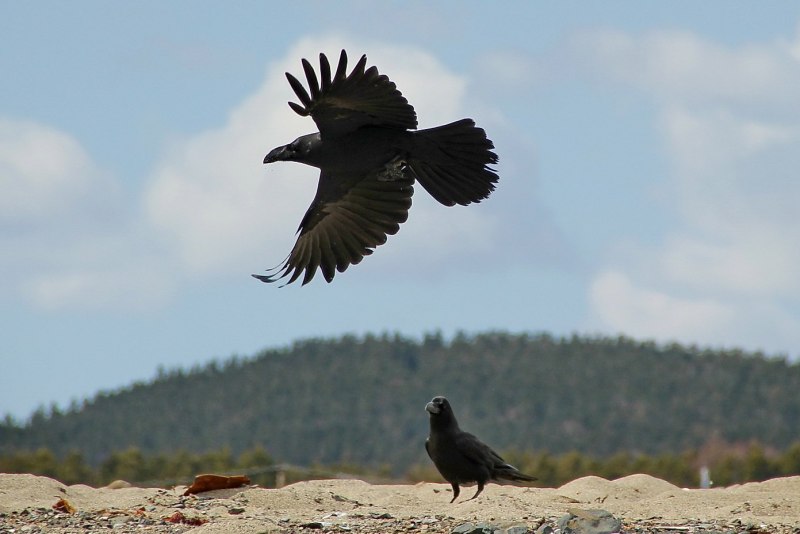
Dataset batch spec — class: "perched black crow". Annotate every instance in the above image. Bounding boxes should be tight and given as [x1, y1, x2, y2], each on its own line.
[425, 396, 536, 503]
[253, 50, 499, 285]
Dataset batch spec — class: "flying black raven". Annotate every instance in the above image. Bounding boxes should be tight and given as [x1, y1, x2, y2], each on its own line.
[425, 396, 536, 502]
[253, 50, 499, 285]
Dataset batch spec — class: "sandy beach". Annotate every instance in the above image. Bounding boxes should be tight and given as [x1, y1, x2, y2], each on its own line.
[1, 473, 799, 533]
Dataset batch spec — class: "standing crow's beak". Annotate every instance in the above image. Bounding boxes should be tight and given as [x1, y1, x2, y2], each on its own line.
[264, 145, 289, 164]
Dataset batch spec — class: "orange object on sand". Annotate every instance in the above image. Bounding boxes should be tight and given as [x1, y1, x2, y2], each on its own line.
[183, 474, 251, 496]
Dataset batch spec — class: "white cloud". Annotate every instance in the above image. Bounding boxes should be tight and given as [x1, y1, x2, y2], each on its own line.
[657, 107, 800, 301]
[791, 22, 800, 62]
[590, 271, 734, 341]
[589, 270, 800, 353]
[23, 263, 173, 311]
[0, 119, 118, 224]
[660, 234, 800, 299]
[574, 28, 800, 113]
[662, 107, 800, 227]
[577, 26, 800, 354]
[0, 119, 174, 310]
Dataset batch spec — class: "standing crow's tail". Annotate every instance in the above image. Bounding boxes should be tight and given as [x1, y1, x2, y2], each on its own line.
[408, 119, 499, 206]
[493, 463, 538, 483]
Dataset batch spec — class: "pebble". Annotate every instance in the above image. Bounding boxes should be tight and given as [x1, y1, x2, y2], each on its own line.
[452, 522, 497, 534]
[557, 508, 621, 534]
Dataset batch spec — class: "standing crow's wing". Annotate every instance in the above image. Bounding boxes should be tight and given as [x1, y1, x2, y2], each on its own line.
[285, 50, 418, 138]
[453, 431, 498, 471]
[253, 167, 414, 286]
[454, 432, 536, 482]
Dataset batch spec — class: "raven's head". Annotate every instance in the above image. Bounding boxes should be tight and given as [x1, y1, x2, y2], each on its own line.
[426, 396, 459, 430]
[264, 133, 320, 164]
[425, 396, 451, 416]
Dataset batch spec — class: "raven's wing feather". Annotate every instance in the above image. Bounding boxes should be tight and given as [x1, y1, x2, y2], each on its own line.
[285, 50, 418, 137]
[454, 432, 499, 470]
[253, 168, 414, 285]
[454, 432, 536, 482]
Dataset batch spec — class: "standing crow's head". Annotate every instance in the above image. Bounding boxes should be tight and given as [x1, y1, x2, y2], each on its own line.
[425, 396, 450, 415]
[426, 396, 460, 429]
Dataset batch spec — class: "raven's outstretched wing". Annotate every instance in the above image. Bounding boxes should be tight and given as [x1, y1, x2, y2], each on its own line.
[253, 167, 414, 285]
[286, 50, 418, 137]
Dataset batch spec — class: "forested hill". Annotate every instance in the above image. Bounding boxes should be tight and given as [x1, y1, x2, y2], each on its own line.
[2, 332, 799, 472]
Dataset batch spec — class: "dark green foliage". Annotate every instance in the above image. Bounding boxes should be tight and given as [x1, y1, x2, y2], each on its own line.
[0, 446, 275, 487]
[3, 442, 798, 489]
[2, 332, 799, 475]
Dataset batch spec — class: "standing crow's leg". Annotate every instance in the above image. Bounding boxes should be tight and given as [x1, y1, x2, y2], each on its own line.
[449, 483, 460, 503]
[468, 482, 485, 501]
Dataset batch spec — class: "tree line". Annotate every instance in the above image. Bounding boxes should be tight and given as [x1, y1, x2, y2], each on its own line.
[2, 332, 800, 473]
[2, 440, 799, 489]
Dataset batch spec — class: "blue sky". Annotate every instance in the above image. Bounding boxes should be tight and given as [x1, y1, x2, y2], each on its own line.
[3, 2, 800, 420]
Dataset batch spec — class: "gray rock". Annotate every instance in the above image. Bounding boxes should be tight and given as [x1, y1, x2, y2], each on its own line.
[557, 509, 621, 534]
[109, 515, 132, 526]
[452, 522, 498, 534]
[535, 524, 554, 534]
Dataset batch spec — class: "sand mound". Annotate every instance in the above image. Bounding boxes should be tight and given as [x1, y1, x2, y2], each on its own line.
[557, 473, 681, 505]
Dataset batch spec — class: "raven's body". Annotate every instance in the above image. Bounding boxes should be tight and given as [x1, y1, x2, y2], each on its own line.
[267, 127, 404, 173]
[254, 51, 499, 285]
[425, 396, 536, 503]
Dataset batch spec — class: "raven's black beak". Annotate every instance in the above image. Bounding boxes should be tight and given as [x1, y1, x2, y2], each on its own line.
[264, 145, 288, 164]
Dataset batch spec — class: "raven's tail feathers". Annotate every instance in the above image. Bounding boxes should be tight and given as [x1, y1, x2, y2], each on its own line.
[408, 119, 499, 207]
[495, 464, 538, 483]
